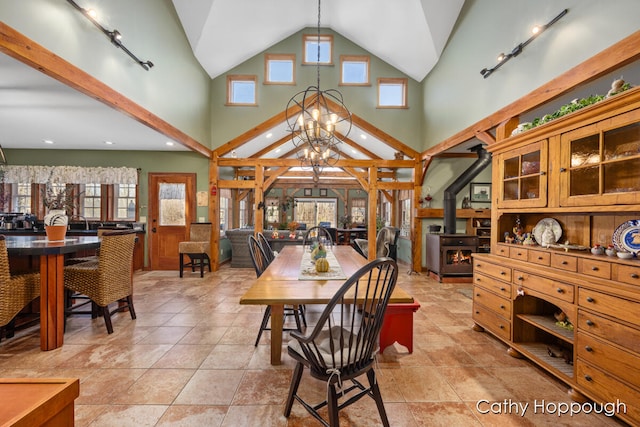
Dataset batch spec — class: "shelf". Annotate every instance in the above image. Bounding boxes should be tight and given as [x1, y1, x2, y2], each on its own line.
[517, 314, 574, 343]
[416, 208, 491, 219]
[515, 342, 574, 379]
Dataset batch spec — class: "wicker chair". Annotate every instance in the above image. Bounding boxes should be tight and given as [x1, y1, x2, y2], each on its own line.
[64, 230, 137, 334]
[178, 223, 212, 277]
[284, 257, 398, 427]
[0, 235, 40, 342]
[248, 235, 305, 346]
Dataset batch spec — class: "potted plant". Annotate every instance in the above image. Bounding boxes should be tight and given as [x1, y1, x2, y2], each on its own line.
[339, 215, 352, 229]
[42, 181, 80, 240]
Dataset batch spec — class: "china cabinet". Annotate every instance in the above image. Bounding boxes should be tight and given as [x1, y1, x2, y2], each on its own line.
[473, 86, 640, 426]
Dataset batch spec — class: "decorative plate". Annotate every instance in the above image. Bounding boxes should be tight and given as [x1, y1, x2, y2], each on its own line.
[532, 218, 562, 246]
[612, 219, 640, 254]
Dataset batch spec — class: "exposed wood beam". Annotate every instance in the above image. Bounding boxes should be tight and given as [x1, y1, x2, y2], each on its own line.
[0, 23, 212, 158]
[422, 30, 640, 158]
[217, 158, 415, 168]
[474, 131, 495, 146]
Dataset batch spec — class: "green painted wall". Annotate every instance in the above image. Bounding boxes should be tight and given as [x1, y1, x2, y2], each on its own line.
[0, 0, 212, 146]
[210, 28, 423, 152]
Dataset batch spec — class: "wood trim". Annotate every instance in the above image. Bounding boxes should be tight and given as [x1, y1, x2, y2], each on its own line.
[0, 22, 211, 158]
[422, 30, 640, 158]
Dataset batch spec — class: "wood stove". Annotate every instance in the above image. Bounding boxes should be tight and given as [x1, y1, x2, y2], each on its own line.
[425, 234, 478, 282]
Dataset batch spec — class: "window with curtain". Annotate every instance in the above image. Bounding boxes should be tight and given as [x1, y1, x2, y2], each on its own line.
[81, 183, 101, 219]
[350, 198, 366, 224]
[13, 183, 31, 213]
[115, 184, 136, 220]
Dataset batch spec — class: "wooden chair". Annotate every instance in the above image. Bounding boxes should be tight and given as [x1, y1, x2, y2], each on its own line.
[63, 230, 137, 334]
[302, 226, 334, 248]
[284, 257, 398, 427]
[256, 231, 275, 264]
[248, 235, 305, 346]
[178, 223, 212, 277]
[0, 235, 40, 342]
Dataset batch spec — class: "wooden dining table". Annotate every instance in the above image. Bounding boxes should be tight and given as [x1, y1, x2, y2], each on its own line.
[239, 245, 414, 365]
[5, 235, 101, 350]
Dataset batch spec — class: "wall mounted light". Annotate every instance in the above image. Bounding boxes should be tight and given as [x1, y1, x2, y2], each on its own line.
[66, 0, 154, 71]
[480, 9, 568, 79]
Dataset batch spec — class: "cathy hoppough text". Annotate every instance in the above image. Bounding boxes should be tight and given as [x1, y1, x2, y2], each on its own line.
[476, 399, 627, 418]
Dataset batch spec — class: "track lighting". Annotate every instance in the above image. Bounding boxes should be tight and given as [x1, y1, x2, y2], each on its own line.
[480, 9, 568, 79]
[66, 0, 154, 71]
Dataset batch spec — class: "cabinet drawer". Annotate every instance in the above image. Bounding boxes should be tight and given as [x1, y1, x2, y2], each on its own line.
[528, 249, 550, 266]
[473, 259, 511, 282]
[614, 264, 640, 287]
[550, 253, 577, 272]
[495, 244, 509, 258]
[577, 332, 640, 388]
[509, 246, 528, 261]
[513, 270, 574, 303]
[473, 286, 511, 320]
[473, 302, 511, 341]
[578, 309, 640, 354]
[578, 258, 611, 280]
[473, 273, 511, 298]
[576, 361, 640, 425]
[578, 288, 640, 325]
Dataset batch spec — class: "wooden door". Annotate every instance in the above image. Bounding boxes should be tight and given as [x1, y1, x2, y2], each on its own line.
[148, 173, 196, 270]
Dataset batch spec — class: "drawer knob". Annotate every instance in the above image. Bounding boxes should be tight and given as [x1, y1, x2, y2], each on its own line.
[586, 296, 594, 303]
[475, 311, 480, 314]
[591, 266, 599, 271]
[556, 288, 564, 294]
[500, 271, 506, 276]
[585, 346, 593, 352]
[560, 167, 567, 172]
[585, 319, 594, 326]
[499, 324, 504, 329]
[561, 261, 568, 265]
[631, 273, 639, 279]
[517, 276, 524, 281]
[517, 252, 522, 256]
[584, 375, 593, 382]
[537, 256, 543, 260]
[500, 287, 506, 291]
[476, 293, 480, 297]
[540, 171, 546, 176]
[500, 305, 505, 309]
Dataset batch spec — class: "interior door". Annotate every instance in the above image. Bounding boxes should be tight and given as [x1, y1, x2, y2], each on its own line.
[148, 173, 196, 270]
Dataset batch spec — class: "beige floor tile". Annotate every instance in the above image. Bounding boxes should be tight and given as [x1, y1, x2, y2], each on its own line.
[155, 405, 227, 426]
[174, 369, 244, 405]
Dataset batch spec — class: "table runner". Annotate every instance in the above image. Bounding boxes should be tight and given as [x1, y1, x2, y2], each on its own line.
[298, 248, 347, 280]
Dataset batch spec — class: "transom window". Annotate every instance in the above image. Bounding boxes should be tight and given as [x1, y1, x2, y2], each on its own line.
[264, 54, 295, 84]
[378, 77, 408, 108]
[340, 55, 370, 85]
[226, 75, 257, 106]
[303, 34, 333, 64]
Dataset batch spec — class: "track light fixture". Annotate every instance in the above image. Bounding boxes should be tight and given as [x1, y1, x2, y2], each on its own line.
[66, 0, 154, 71]
[480, 9, 568, 79]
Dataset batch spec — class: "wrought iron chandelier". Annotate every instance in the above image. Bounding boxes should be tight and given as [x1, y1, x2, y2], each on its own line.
[285, 0, 352, 180]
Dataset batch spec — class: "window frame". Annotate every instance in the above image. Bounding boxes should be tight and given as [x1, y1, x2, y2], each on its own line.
[303, 34, 334, 65]
[377, 77, 408, 109]
[340, 55, 370, 86]
[264, 53, 296, 85]
[226, 74, 258, 106]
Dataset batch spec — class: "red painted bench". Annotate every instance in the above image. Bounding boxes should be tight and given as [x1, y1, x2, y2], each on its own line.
[379, 301, 421, 353]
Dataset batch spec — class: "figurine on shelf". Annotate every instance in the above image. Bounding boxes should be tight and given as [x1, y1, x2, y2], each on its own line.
[504, 231, 515, 244]
[513, 216, 525, 244]
[522, 233, 535, 245]
[540, 222, 556, 247]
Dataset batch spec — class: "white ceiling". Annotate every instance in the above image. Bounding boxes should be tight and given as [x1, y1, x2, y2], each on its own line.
[0, 0, 464, 156]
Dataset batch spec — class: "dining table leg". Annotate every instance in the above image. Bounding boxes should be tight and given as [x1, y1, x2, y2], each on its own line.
[39, 253, 65, 351]
[270, 304, 284, 365]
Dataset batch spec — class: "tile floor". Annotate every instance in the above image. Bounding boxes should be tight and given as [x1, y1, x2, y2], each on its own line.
[0, 264, 629, 426]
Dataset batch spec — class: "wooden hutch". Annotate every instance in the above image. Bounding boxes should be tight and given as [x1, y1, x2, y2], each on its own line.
[472, 86, 640, 425]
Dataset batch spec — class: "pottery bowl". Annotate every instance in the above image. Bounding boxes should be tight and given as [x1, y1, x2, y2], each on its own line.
[617, 251, 633, 259]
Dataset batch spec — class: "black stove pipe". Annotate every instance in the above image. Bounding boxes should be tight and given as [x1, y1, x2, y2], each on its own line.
[443, 144, 492, 234]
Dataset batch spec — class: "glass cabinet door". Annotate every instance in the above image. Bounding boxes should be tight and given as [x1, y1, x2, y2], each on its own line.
[497, 139, 548, 208]
[560, 108, 640, 206]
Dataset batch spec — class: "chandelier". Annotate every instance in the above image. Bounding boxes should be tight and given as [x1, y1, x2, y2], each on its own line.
[285, 0, 352, 180]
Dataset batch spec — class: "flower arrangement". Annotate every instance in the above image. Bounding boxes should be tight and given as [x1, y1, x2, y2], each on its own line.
[424, 194, 432, 202]
[288, 221, 300, 232]
[41, 180, 81, 226]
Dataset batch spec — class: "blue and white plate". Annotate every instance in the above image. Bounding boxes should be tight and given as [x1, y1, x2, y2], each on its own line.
[612, 219, 640, 255]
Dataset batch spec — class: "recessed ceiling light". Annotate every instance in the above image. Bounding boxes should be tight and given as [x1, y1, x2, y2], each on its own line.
[43, 139, 54, 144]
[166, 141, 174, 146]
[275, 148, 281, 153]
[360, 134, 367, 140]
[104, 141, 114, 145]
[266, 133, 273, 138]
[351, 149, 357, 154]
